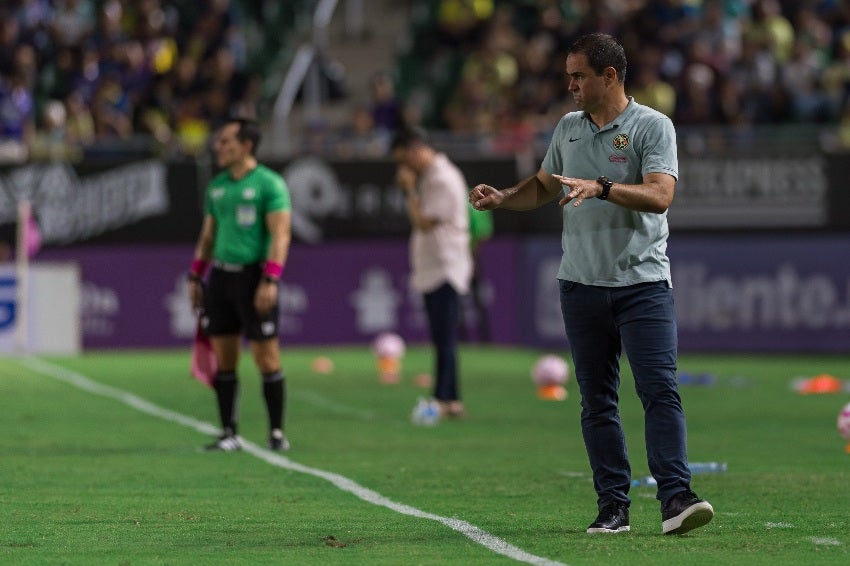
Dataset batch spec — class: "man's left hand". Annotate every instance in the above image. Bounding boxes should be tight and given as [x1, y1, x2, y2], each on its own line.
[553, 174, 599, 207]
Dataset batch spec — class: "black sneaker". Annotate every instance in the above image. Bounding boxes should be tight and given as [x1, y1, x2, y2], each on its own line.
[587, 503, 630, 533]
[662, 490, 714, 535]
[204, 433, 242, 452]
[268, 431, 291, 451]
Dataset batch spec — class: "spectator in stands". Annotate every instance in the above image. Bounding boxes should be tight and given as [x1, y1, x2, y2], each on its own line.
[727, 34, 781, 123]
[90, 0, 126, 56]
[514, 32, 560, 114]
[0, 70, 35, 163]
[0, 13, 22, 77]
[336, 104, 390, 159]
[44, 46, 81, 102]
[50, 0, 94, 49]
[16, 0, 53, 53]
[370, 70, 403, 135]
[822, 33, 850, 114]
[629, 58, 676, 117]
[0, 0, 264, 159]
[692, 0, 742, 71]
[781, 37, 833, 121]
[173, 92, 210, 155]
[445, 21, 520, 133]
[29, 98, 79, 161]
[72, 46, 102, 105]
[674, 39, 724, 125]
[6, 0, 850, 158]
[91, 70, 132, 139]
[63, 88, 95, 146]
[436, 0, 494, 52]
[743, 0, 795, 63]
[229, 73, 262, 121]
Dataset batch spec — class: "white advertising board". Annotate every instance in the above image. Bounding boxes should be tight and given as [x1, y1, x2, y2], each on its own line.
[0, 262, 81, 355]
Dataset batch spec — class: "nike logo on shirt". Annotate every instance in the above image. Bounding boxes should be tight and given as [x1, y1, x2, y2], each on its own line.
[569, 137, 581, 142]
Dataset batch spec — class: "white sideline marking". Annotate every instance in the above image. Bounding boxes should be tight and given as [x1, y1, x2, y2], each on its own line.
[811, 537, 842, 546]
[20, 357, 566, 566]
[297, 389, 377, 420]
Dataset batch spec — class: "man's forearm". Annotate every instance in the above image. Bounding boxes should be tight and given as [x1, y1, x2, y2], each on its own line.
[500, 175, 558, 211]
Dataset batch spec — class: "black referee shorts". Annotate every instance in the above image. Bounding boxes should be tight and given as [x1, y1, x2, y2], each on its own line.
[202, 263, 279, 341]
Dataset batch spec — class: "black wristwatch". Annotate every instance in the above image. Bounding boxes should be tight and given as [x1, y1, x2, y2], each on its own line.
[596, 176, 613, 200]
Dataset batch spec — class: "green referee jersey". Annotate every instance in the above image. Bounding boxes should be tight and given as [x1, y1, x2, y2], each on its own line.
[205, 164, 291, 265]
[542, 97, 678, 287]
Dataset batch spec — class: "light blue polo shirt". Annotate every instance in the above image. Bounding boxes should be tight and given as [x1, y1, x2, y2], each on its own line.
[541, 97, 678, 287]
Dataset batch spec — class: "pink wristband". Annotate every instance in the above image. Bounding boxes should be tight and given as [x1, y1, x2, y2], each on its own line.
[263, 260, 284, 279]
[190, 259, 210, 277]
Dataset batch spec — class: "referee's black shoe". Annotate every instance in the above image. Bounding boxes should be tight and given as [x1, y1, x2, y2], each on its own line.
[586, 503, 630, 533]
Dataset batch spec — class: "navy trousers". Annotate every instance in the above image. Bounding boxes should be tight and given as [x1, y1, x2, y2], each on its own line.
[423, 282, 461, 401]
[559, 279, 690, 508]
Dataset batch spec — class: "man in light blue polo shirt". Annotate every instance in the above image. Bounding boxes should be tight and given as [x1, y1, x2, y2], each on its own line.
[469, 33, 713, 536]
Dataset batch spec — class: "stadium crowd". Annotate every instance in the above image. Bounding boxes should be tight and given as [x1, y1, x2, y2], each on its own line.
[3, 0, 850, 162]
[397, 0, 850, 153]
[0, 0, 266, 162]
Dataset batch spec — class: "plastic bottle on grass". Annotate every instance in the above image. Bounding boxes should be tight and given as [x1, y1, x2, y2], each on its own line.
[631, 462, 726, 487]
[689, 462, 727, 474]
[631, 476, 657, 487]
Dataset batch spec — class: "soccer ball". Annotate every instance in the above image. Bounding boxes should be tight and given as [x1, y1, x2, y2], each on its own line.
[838, 401, 850, 440]
[411, 397, 441, 426]
[531, 354, 569, 386]
[372, 332, 405, 359]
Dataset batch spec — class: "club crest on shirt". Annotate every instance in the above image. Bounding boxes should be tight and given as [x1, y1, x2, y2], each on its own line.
[211, 187, 225, 199]
[612, 133, 630, 150]
[242, 187, 256, 199]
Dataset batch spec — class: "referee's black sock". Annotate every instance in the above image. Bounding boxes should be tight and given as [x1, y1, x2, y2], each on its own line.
[213, 370, 239, 435]
[262, 371, 286, 432]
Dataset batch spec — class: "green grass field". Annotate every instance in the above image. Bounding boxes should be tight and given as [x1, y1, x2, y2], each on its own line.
[1, 346, 848, 565]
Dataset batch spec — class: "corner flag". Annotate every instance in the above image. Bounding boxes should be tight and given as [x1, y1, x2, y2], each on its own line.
[190, 319, 216, 387]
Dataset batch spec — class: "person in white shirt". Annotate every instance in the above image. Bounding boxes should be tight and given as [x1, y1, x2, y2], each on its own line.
[391, 128, 473, 418]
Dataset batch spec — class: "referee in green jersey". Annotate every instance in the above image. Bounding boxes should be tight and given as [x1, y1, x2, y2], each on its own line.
[188, 117, 293, 452]
[469, 33, 713, 536]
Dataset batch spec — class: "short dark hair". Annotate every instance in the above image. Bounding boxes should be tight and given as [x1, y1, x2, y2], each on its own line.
[228, 117, 261, 155]
[568, 33, 627, 83]
[390, 126, 429, 152]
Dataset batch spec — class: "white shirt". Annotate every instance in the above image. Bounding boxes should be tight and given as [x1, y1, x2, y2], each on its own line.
[409, 153, 472, 295]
